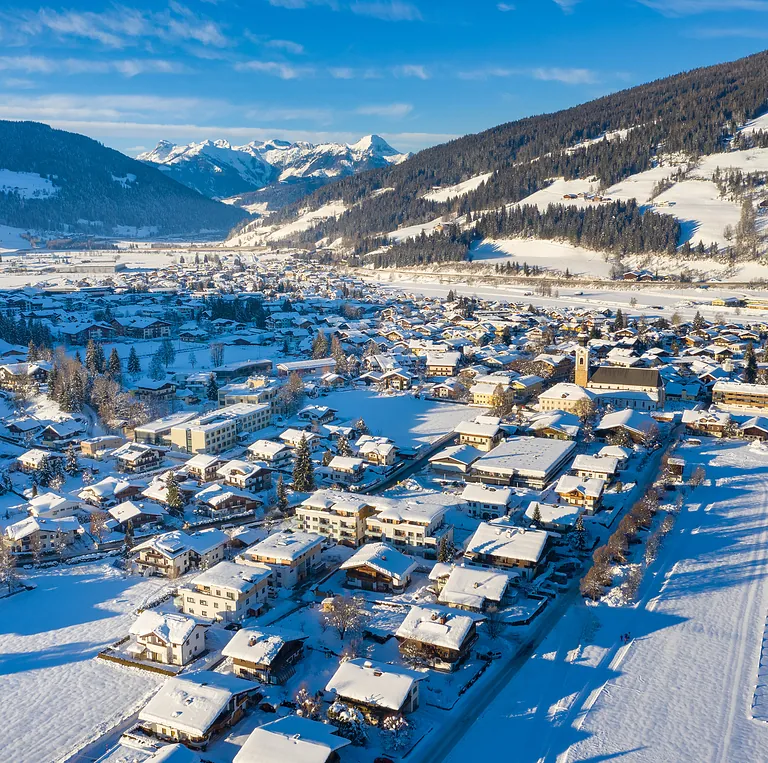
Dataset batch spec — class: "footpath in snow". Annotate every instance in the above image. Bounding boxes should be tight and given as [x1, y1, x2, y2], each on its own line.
[444, 441, 768, 763]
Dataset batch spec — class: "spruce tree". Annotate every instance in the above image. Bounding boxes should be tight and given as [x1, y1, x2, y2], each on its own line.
[85, 339, 99, 376]
[293, 434, 315, 492]
[330, 335, 348, 374]
[65, 443, 80, 475]
[127, 346, 141, 376]
[745, 342, 758, 384]
[337, 435, 352, 457]
[107, 348, 122, 380]
[312, 329, 329, 359]
[276, 474, 288, 512]
[572, 514, 588, 553]
[95, 342, 106, 373]
[149, 350, 165, 381]
[531, 503, 543, 526]
[165, 471, 184, 516]
[206, 373, 219, 401]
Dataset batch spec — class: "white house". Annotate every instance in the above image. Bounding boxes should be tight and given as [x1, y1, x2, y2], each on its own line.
[128, 611, 208, 666]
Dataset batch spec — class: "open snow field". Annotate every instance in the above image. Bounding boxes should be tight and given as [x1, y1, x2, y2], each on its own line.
[320, 389, 473, 448]
[0, 563, 167, 763]
[444, 441, 768, 763]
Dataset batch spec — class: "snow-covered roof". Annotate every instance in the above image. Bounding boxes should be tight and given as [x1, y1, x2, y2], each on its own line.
[301, 488, 373, 514]
[395, 605, 475, 650]
[246, 530, 324, 562]
[454, 419, 501, 438]
[247, 439, 290, 457]
[233, 716, 350, 763]
[525, 501, 581, 528]
[139, 671, 257, 738]
[109, 500, 166, 523]
[5, 515, 80, 541]
[328, 455, 364, 471]
[596, 409, 656, 435]
[222, 626, 307, 665]
[130, 611, 202, 645]
[188, 560, 271, 592]
[571, 454, 619, 475]
[538, 382, 595, 402]
[79, 476, 132, 499]
[473, 437, 576, 478]
[186, 453, 222, 470]
[465, 519, 548, 563]
[555, 475, 605, 499]
[340, 542, 417, 584]
[430, 564, 511, 609]
[134, 529, 228, 558]
[325, 658, 421, 711]
[461, 483, 513, 507]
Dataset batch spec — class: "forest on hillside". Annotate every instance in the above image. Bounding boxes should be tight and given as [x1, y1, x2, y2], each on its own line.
[235, 49, 768, 261]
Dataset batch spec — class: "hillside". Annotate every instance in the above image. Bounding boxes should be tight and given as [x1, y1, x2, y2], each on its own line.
[228, 50, 768, 274]
[0, 121, 248, 237]
[138, 134, 410, 205]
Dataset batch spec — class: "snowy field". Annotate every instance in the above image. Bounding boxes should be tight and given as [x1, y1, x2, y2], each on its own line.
[444, 441, 768, 763]
[320, 389, 474, 448]
[423, 172, 492, 203]
[0, 563, 167, 763]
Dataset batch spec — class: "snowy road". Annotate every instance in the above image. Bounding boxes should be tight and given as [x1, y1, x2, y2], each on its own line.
[442, 441, 768, 763]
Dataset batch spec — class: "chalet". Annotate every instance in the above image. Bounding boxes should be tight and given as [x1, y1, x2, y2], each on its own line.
[3, 515, 81, 555]
[461, 482, 514, 520]
[454, 416, 503, 452]
[109, 500, 167, 530]
[511, 374, 545, 403]
[429, 563, 511, 612]
[356, 435, 397, 466]
[246, 439, 292, 466]
[681, 409, 731, 438]
[233, 717, 350, 763]
[0, 362, 49, 391]
[276, 358, 336, 378]
[432, 378, 463, 399]
[17, 448, 62, 473]
[340, 542, 417, 593]
[194, 484, 261, 518]
[39, 419, 85, 446]
[464, 518, 549, 579]
[79, 476, 139, 507]
[380, 368, 413, 391]
[297, 405, 336, 425]
[112, 316, 171, 339]
[185, 453, 225, 483]
[571, 454, 619, 483]
[114, 442, 165, 473]
[327, 455, 366, 485]
[179, 561, 272, 622]
[554, 475, 605, 513]
[595, 409, 659, 444]
[132, 378, 177, 403]
[597, 444, 631, 469]
[138, 671, 258, 748]
[426, 351, 461, 377]
[222, 626, 307, 684]
[739, 416, 768, 440]
[216, 460, 271, 492]
[428, 443, 483, 476]
[528, 411, 581, 440]
[525, 501, 581, 531]
[395, 606, 478, 672]
[26, 491, 81, 520]
[59, 321, 116, 345]
[128, 611, 208, 666]
[326, 658, 422, 716]
[133, 529, 228, 578]
[538, 382, 596, 414]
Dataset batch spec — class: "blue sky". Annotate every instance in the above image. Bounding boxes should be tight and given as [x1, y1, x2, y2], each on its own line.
[0, 0, 766, 156]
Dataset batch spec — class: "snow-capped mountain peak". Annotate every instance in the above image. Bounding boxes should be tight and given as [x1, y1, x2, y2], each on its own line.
[136, 134, 411, 202]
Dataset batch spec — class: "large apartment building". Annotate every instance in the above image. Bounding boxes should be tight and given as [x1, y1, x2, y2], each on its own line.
[169, 403, 271, 454]
[712, 381, 768, 410]
[237, 530, 324, 589]
[296, 489, 377, 547]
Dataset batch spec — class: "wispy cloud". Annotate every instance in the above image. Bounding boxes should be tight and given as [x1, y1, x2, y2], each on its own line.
[350, 1, 422, 20]
[689, 26, 768, 37]
[458, 65, 598, 84]
[356, 102, 413, 117]
[0, 55, 189, 77]
[265, 39, 305, 54]
[266, 0, 421, 19]
[497, 2, 516, 10]
[636, 0, 768, 13]
[393, 64, 430, 79]
[234, 60, 314, 79]
[552, 0, 580, 12]
[2, 3, 231, 50]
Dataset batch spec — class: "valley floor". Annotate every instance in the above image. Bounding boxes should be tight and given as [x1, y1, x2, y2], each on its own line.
[443, 440, 768, 763]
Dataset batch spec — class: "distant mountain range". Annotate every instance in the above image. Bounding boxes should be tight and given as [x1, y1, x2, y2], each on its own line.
[137, 134, 410, 207]
[0, 121, 247, 237]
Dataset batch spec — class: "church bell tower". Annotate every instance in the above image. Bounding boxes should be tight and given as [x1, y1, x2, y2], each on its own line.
[575, 333, 591, 387]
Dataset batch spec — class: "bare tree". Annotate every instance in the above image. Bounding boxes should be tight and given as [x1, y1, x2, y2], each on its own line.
[484, 605, 504, 639]
[322, 595, 368, 640]
[29, 533, 44, 566]
[209, 343, 225, 368]
[690, 465, 706, 487]
[89, 511, 110, 544]
[0, 543, 19, 594]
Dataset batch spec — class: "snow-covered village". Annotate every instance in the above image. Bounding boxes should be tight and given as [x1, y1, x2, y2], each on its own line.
[7, 5, 768, 762]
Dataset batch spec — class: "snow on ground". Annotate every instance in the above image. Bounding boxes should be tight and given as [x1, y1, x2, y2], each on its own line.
[0, 563, 167, 763]
[741, 113, 768, 135]
[470, 237, 614, 278]
[514, 178, 599, 211]
[423, 173, 493, 203]
[606, 165, 678, 205]
[696, 147, 768, 176]
[227, 202, 347, 246]
[387, 215, 446, 243]
[0, 224, 33, 254]
[320, 389, 473, 448]
[0, 169, 57, 199]
[445, 441, 768, 763]
[651, 178, 742, 248]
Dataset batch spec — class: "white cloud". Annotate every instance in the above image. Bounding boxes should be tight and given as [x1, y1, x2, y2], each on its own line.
[329, 67, 356, 79]
[552, 0, 580, 11]
[532, 67, 597, 84]
[497, 2, 515, 9]
[0, 55, 189, 77]
[393, 64, 429, 79]
[637, 0, 768, 12]
[356, 102, 413, 117]
[350, 1, 422, 20]
[3, 3, 231, 50]
[458, 65, 597, 84]
[265, 39, 305, 54]
[235, 61, 314, 79]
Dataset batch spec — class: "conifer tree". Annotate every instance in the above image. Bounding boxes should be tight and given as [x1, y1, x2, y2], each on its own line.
[206, 372, 219, 401]
[165, 471, 184, 516]
[85, 339, 100, 376]
[745, 342, 758, 384]
[293, 434, 315, 492]
[330, 335, 348, 374]
[572, 514, 588, 553]
[149, 350, 165, 381]
[312, 329, 329, 359]
[107, 348, 122, 380]
[531, 503, 543, 526]
[65, 443, 80, 475]
[337, 435, 352, 457]
[276, 474, 288, 512]
[127, 346, 141, 376]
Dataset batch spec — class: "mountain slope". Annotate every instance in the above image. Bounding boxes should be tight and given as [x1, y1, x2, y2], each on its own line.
[138, 134, 410, 202]
[0, 121, 248, 236]
[232, 49, 768, 264]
